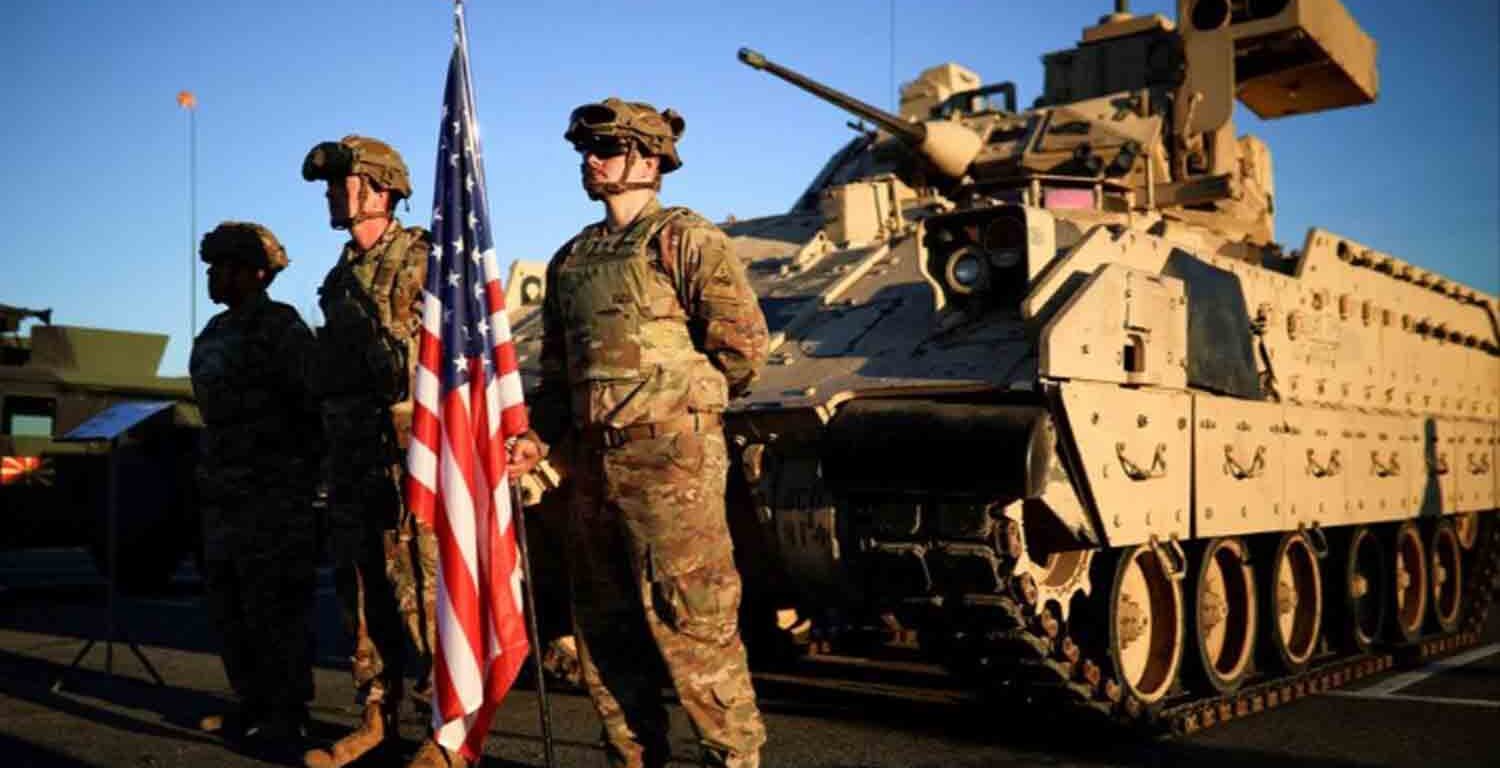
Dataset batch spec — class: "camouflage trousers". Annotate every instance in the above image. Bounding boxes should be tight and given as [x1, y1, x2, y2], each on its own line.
[324, 400, 438, 703]
[567, 427, 766, 768]
[201, 497, 316, 723]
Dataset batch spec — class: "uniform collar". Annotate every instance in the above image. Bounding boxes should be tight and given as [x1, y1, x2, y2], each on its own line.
[595, 198, 662, 237]
[344, 218, 403, 262]
[226, 289, 270, 319]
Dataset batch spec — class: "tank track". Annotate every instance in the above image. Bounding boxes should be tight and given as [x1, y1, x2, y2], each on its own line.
[858, 509, 1500, 734]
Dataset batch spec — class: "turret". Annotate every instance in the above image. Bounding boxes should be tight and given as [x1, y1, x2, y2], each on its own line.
[742, 0, 1378, 246]
[738, 48, 984, 179]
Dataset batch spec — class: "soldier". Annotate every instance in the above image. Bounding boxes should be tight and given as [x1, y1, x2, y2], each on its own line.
[508, 99, 770, 768]
[299, 136, 453, 768]
[189, 222, 319, 757]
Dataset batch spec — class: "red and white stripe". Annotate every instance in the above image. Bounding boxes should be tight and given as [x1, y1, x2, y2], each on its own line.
[406, 246, 530, 761]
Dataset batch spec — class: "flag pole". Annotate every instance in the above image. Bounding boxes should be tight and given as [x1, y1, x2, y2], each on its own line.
[508, 482, 558, 768]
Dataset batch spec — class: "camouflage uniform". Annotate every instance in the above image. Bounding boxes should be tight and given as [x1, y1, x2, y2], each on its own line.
[316, 217, 438, 704]
[190, 225, 319, 729]
[533, 197, 771, 768]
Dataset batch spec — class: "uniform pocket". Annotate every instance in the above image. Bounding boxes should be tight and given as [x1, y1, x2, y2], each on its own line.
[668, 431, 707, 473]
[649, 549, 742, 645]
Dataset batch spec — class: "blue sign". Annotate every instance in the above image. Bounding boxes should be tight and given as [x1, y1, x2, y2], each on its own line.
[59, 401, 177, 442]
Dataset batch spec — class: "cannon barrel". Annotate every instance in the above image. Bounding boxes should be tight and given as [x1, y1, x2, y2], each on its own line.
[738, 48, 927, 146]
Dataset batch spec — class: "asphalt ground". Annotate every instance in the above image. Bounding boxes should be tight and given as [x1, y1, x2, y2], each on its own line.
[1, 549, 1497, 768]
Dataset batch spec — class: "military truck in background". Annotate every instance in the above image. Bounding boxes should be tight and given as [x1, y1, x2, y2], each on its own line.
[507, 0, 1499, 729]
[0, 303, 201, 592]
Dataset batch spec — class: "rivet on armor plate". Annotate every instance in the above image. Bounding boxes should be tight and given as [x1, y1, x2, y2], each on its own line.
[1091, 413, 1100, 425]
[1178, 418, 1187, 430]
[1137, 415, 1149, 428]
[1082, 344, 1090, 355]
[1205, 507, 1214, 519]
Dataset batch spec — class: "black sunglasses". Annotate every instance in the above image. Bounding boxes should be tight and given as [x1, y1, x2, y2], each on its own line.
[573, 134, 632, 159]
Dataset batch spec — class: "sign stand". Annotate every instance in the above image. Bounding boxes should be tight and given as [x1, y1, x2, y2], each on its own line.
[50, 401, 177, 692]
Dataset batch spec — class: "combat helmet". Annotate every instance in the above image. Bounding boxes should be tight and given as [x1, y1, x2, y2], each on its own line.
[566, 98, 685, 198]
[200, 221, 289, 284]
[301, 135, 413, 200]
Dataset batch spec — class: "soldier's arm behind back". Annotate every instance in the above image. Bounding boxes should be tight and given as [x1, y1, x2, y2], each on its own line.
[669, 220, 769, 396]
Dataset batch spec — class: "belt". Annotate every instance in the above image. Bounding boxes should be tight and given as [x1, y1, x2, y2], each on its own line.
[587, 413, 723, 449]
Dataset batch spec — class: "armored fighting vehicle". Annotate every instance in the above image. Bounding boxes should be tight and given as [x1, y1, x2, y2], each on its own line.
[0, 304, 201, 592]
[509, 0, 1499, 728]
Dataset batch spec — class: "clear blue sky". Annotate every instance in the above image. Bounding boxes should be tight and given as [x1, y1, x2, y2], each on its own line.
[2, 0, 1496, 375]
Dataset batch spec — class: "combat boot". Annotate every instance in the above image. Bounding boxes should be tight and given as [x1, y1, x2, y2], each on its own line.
[302, 700, 394, 768]
[405, 737, 468, 768]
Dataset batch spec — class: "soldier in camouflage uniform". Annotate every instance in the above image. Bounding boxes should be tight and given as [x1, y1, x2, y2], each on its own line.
[190, 222, 319, 753]
[300, 136, 451, 768]
[509, 99, 770, 768]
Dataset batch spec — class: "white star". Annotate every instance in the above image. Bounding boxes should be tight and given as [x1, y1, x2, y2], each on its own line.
[467, 211, 478, 231]
[460, 325, 471, 339]
[476, 318, 489, 336]
[470, 248, 483, 265]
[447, 271, 461, 287]
[464, 173, 475, 193]
[451, 120, 460, 136]
[432, 210, 443, 223]
[472, 281, 484, 299]
[449, 152, 459, 168]
[452, 355, 466, 373]
[451, 238, 464, 254]
[443, 308, 453, 323]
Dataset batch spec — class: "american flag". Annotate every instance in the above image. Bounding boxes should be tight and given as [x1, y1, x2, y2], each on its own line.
[405, 2, 530, 760]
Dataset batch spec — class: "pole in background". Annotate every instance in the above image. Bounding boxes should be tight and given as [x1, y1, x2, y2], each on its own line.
[889, 0, 896, 110]
[176, 90, 198, 338]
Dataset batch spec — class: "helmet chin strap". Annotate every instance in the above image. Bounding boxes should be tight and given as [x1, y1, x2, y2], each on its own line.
[584, 142, 660, 201]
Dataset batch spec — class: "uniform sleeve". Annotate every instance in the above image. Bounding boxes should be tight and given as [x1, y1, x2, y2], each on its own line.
[390, 233, 430, 346]
[527, 243, 575, 446]
[664, 221, 769, 397]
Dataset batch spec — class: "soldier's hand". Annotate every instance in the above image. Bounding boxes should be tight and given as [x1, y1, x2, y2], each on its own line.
[507, 437, 543, 480]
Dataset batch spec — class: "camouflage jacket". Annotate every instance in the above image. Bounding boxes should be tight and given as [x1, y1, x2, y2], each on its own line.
[531, 198, 769, 444]
[190, 290, 321, 499]
[316, 218, 429, 406]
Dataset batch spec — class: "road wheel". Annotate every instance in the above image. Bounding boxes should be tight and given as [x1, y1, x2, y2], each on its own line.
[1188, 537, 1256, 693]
[1105, 543, 1185, 708]
[1260, 531, 1322, 673]
[1390, 521, 1428, 643]
[1337, 526, 1386, 653]
[1429, 520, 1463, 634]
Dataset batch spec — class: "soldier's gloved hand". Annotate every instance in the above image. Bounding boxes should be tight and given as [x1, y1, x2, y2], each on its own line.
[507, 436, 544, 481]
